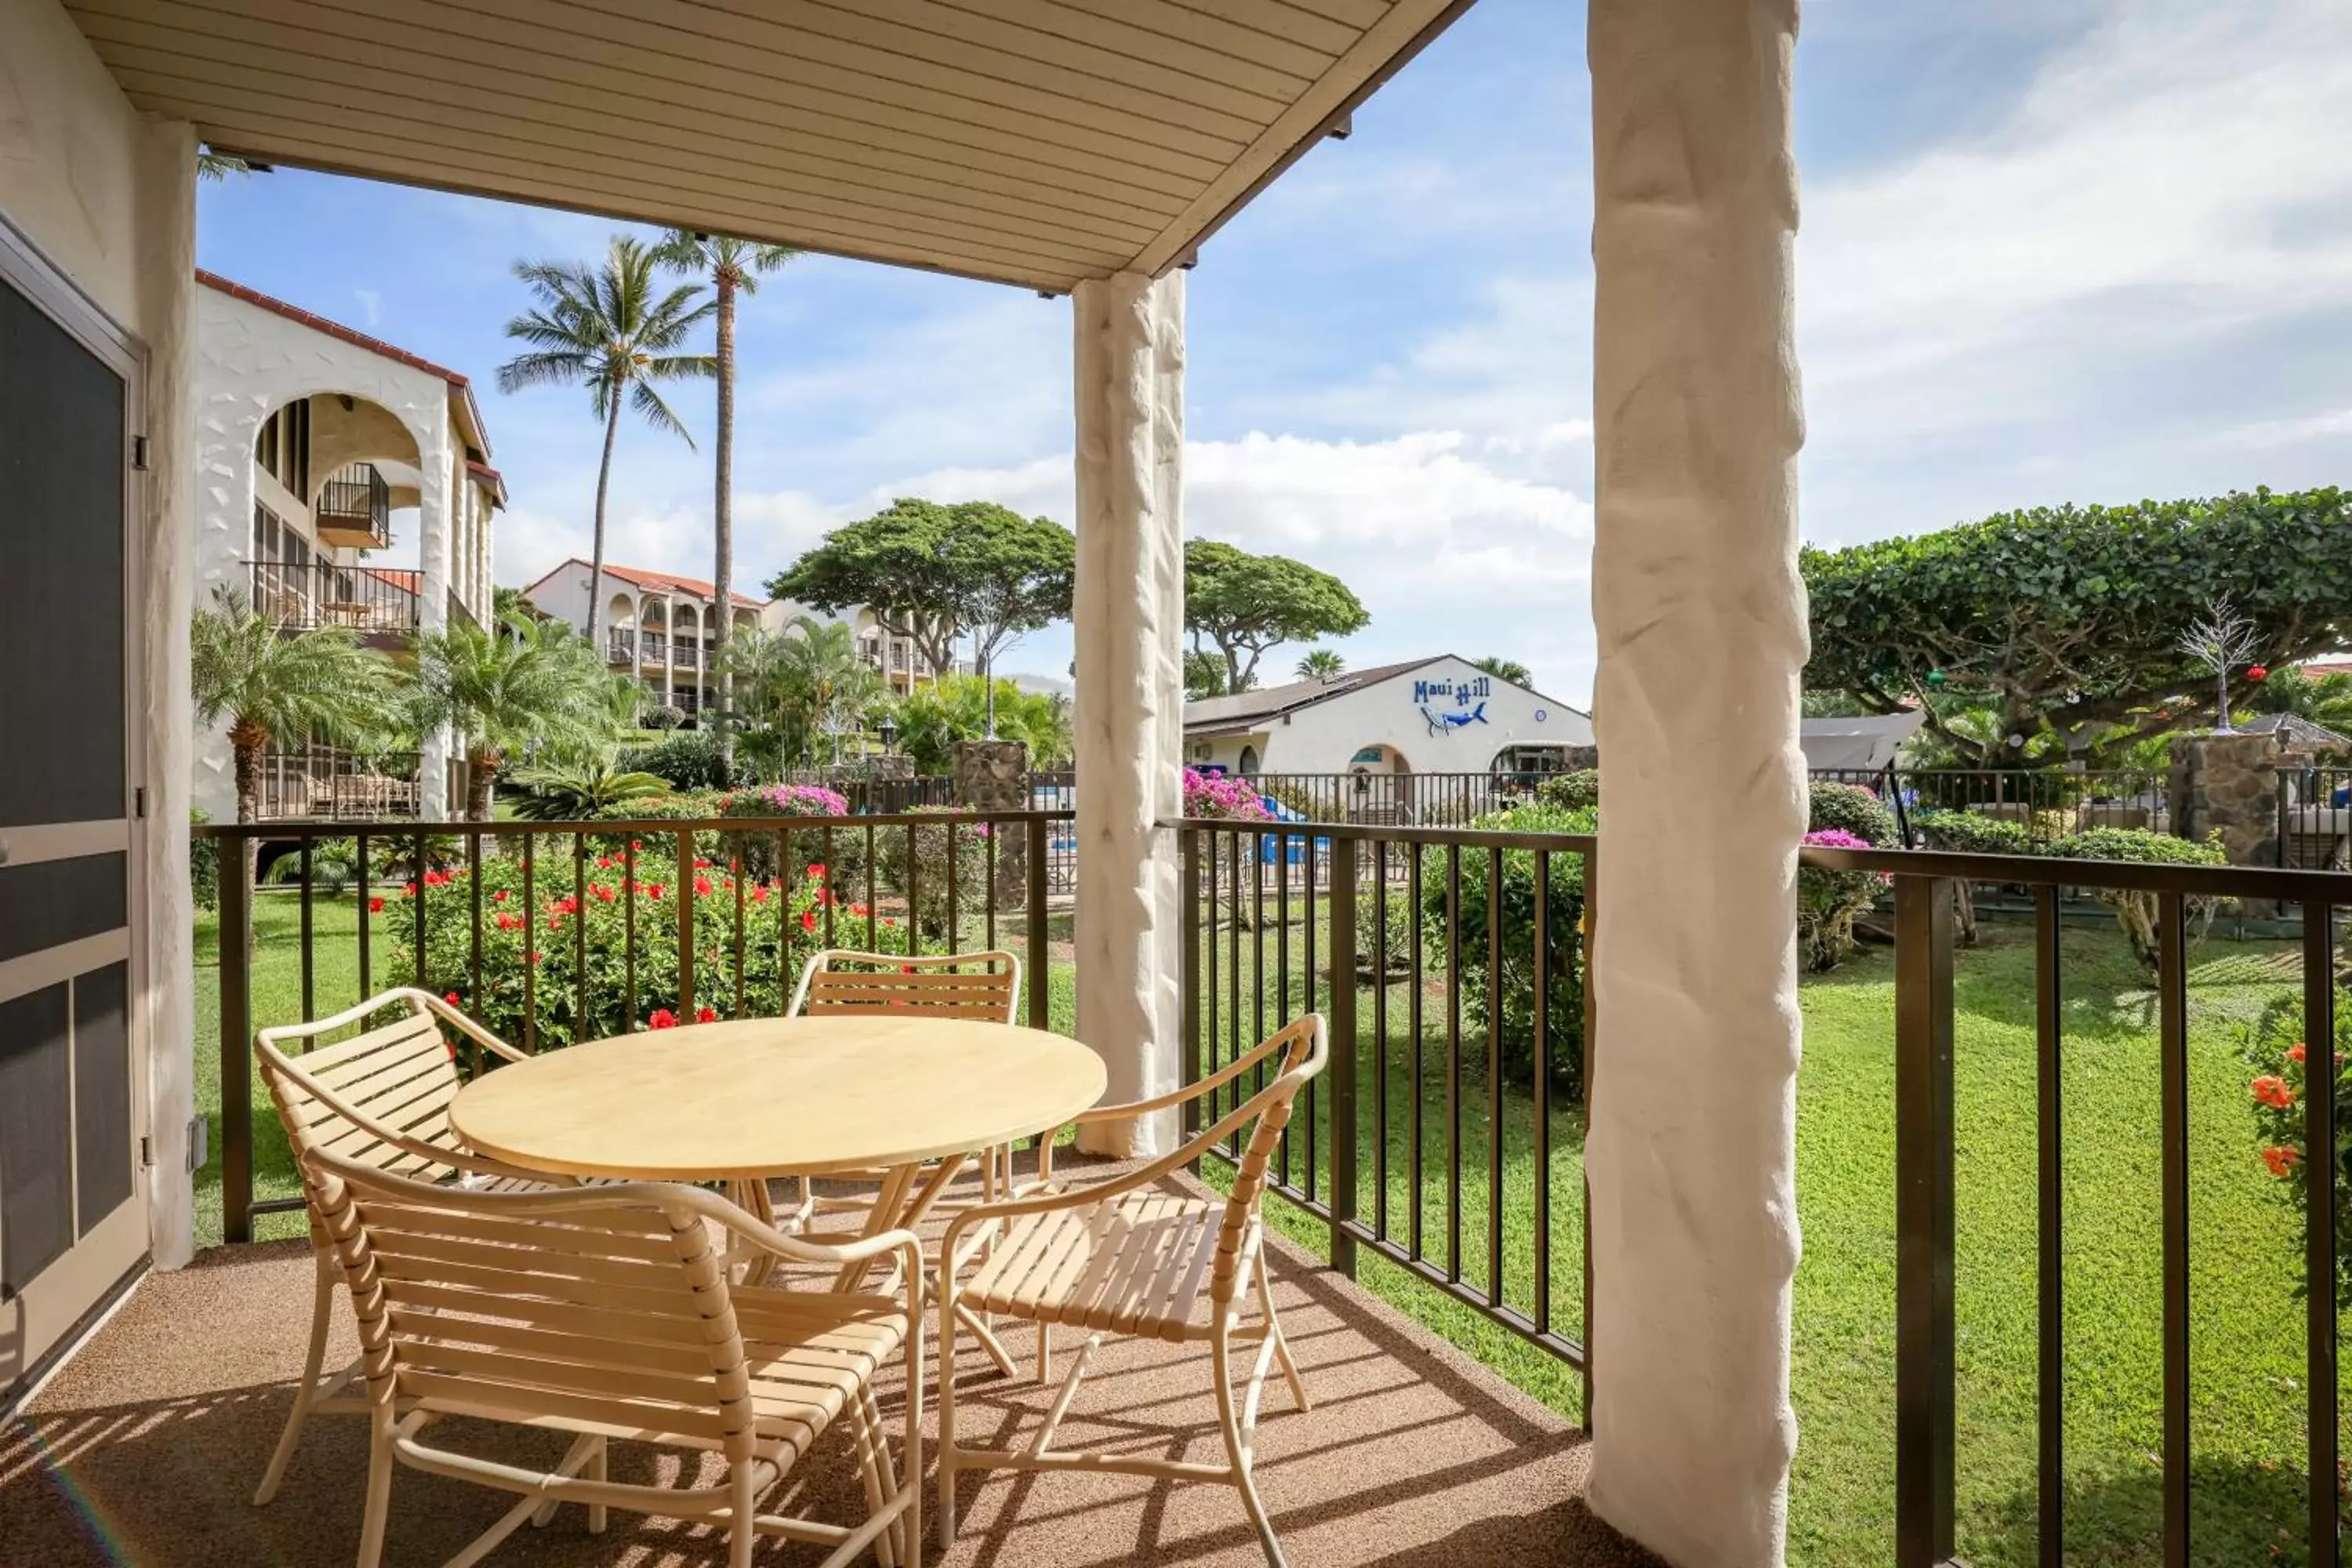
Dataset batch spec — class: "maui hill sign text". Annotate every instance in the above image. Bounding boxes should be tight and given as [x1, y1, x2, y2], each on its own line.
[1416, 673, 1491, 738]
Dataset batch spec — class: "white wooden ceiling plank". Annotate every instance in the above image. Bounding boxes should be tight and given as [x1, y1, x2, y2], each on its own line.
[1240, 0, 1391, 31]
[109, 57, 1142, 263]
[483, 0, 1260, 159]
[133, 90, 1116, 280]
[94, 0, 1229, 187]
[1091, 0, 1360, 59]
[791, 0, 1320, 103]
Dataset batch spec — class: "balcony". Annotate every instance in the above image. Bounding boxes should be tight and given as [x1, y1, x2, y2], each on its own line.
[249, 743, 421, 820]
[605, 631, 634, 665]
[639, 633, 667, 666]
[310, 463, 390, 550]
[245, 559, 419, 637]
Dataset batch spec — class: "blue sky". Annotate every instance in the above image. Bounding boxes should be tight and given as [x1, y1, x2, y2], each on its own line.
[193, 0, 2352, 706]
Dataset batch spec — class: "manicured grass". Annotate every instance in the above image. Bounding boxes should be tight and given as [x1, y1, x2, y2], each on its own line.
[194, 890, 2337, 1565]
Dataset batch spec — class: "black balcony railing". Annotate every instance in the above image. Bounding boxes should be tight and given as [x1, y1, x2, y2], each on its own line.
[606, 633, 634, 663]
[313, 463, 390, 549]
[250, 744, 423, 820]
[198, 808, 1070, 1249]
[640, 633, 667, 665]
[245, 559, 419, 635]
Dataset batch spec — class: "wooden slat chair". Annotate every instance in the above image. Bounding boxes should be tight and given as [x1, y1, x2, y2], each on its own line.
[292, 1142, 924, 1568]
[934, 1014, 1327, 1568]
[250, 988, 565, 1508]
[784, 950, 1032, 1373]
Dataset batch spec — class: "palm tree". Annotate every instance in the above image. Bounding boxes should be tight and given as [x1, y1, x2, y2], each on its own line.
[409, 613, 608, 820]
[1297, 648, 1345, 681]
[652, 232, 800, 773]
[781, 615, 884, 765]
[497, 236, 715, 650]
[506, 762, 670, 821]
[1473, 655, 1533, 688]
[193, 586, 403, 825]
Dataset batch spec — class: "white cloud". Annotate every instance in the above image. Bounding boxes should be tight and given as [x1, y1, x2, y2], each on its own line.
[2213, 408, 2352, 450]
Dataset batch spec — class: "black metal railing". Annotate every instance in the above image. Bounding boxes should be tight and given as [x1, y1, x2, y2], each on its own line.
[1172, 815, 1597, 1415]
[313, 463, 390, 548]
[1799, 842, 2349, 1568]
[198, 808, 1071, 1248]
[251, 744, 423, 820]
[1244, 770, 1561, 827]
[640, 633, 667, 664]
[606, 633, 635, 663]
[245, 558, 419, 635]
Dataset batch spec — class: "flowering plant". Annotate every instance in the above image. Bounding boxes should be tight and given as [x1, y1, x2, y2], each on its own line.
[1796, 827, 1889, 972]
[1182, 768, 1273, 822]
[388, 846, 906, 1048]
[2241, 989, 2352, 1306]
[724, 783, 853, 818]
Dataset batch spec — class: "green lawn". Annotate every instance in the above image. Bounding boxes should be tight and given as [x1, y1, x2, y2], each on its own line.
[195, 891, 2336, 1565]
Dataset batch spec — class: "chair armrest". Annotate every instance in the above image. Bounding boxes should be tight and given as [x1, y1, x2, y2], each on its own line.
[693, 1190, 927, 1302]
[1066, 1025, 1298, 1127]
[408, 989, 531, 1065]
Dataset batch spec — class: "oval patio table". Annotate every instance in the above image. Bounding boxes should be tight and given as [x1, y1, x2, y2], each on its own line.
[447, 1014, 1107, 1290]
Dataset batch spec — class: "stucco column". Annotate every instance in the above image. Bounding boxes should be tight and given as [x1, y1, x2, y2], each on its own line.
[1584, 3, 1805, 1564]
[416, 425, 454, 818]
[137, 115, 198, 1269]
[1070, 270, 1185, 1157]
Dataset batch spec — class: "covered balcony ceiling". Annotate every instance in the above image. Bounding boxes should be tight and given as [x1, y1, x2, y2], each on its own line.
[68, 0, 1472, 293]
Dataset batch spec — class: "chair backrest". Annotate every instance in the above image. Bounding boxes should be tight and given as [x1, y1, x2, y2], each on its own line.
[256, 992, 473, 1184]
[790, 949, 1020, 1023]
[296, 1145, 763, 1465]
[1209, 1015, 1327, 1308]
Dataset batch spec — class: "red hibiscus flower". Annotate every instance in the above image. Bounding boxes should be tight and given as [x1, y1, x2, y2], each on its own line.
[2288, 1042, 2308, 1063]
[807, 862, 827, 881]
[492, 889, 509, 904]
[750, 884, 771, 904]
[495, 913, 523, 931]
[368, 897, 384, 913]
[2263, 1146, 2303, 1178]
[694, 857, 713, 869]
[851, 902, 869, 917]
[694, 876, 714, 897]
[800, 909, 818, 933]
[648, 1008, 677, 1029]
[444, 991, 461, 1006]
[2252, 1075, 2296, 1109]
[644, 883, 664, 901]
[695, 1006, 717, 1024]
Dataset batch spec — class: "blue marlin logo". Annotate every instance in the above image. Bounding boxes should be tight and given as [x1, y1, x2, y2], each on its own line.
[1421, 701, 1489, 735]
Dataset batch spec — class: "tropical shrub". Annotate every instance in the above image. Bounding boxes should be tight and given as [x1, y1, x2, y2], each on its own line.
[717, 784, 857, 884]
[1353, 876, 1429, 980]
[1183, 768, 1274, 822]
[638, 729, 733, 791]
[1414, 801, 1592, 1097]
[1796, 828, 1889, 972]
[191, 808, 218, 911]
[1808, 780, 1899, 848]
[507, 763, 669, 821]
[387, 849, 905, 1049]
[2240, 989, 2352, 1306]
[1536, 769, 1599, 812]
[869, 806, 993, 942]
[267, 838, 360, 895]
[1910, 807, 2039, 945]
[2045, 826, 2229, 969]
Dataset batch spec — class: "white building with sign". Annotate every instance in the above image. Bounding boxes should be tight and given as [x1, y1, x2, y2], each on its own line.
[1185, 655, 1593, 781]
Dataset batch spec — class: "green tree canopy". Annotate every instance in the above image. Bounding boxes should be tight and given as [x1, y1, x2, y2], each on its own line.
[1183, 539, 1368, 693]
[1297, 648, 1345, 680]
[408, 613, 610, 818]
[888, 674, 1073, 774]
[1472, 655, 1532, 688]
[191, 586, 401, 825]
[1803, 488, 2352, 768]
[768, 499, 1076, 691]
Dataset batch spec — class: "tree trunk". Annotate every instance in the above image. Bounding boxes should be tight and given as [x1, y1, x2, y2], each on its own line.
[982, 642, 996, 736]
[229, 717, 266, 960]
[713, 272, 737, 773]
[467, 753, 499, 822]
[585, 396, 624, 652]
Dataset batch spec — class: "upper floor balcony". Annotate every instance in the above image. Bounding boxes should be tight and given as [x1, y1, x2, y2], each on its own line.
[311, 462, 390, 551]
[245, 558, 418, 637]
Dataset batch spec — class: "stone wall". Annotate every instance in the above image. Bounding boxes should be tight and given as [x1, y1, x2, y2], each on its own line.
[956, 739, 1030, 906]
[2169, 731, 2304, 872]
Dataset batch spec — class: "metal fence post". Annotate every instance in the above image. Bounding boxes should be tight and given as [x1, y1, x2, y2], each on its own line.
[1025, 815, 1050, 1031]
[218, 829, 253, 1245]
[675, 828, 695, 1022]
[1329, 834, 1358, 1277]
[1895, 873, 1956, 1568]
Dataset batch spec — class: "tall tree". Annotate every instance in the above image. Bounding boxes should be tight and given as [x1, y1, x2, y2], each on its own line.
[192, 586, 401, 827]
[408, 613, 608, 820]
[1805, 488, 2352, 767]
[651, 232, 800, 773]
[1183, 539, 1369, 693]
[887, 673, 1075, 773]
[1297, 648, 1345, 680]
[776, 615, 884, 765]
[769, 498, 1076, 731]
[497, 236, 714, 650]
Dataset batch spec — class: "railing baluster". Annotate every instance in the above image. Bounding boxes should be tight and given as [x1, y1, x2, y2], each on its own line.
[1305, 832, 1319, 1202]
[1374, 840, 1391, 1243]
[675, 828, 695, 1023]
[622, 837, 637, 1032]
[1410, 836, 1426, 1265]
[906, 822, 920, 960]
[466, 830, 482, 1038]
[355, 829, 371, 997]
[2306, 899, 2339, 1568]
[411, 829, 427, 991]
[1330, 834, 1358, 1276]
[574, 833, 587, 1040]
[1581, 839, 1598, 1429]
[1534, 848, 1551, 1336]
[220, 829, 253, 1244]
[521, 833, 535, 1057]
[2158, 888, 2190, 1568]
[1486, 840, 1504, 1306]
[733, 840, 747, 1019]
[298, 836, 315, 1023]
[1182, 828, 1202, 1166]
[2036, 883, 2063, 1568]
[1024, 815, 1048, 1033]
[1895, 873, 1956, 1568]
[1446, 842, 1463, 1282]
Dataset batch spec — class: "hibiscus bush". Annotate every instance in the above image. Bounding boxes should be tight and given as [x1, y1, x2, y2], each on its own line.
[2240, 989, 2352, 1307]
[383, 845, 906, 1050]
[714, 783, 857, 884]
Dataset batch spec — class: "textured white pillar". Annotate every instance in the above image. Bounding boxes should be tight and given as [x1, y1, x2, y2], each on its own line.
[136, 115, 198, 1269]
[1070, 270, 1185, 1157]
[1584, 3, 1806, 1564]
[416, 426, 455, 818]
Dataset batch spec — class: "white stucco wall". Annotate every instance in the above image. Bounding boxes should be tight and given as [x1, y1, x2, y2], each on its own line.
[191, 285, 460, 820]
[1206, 657, 1592, 776]
[0, 0, 198, 1269]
